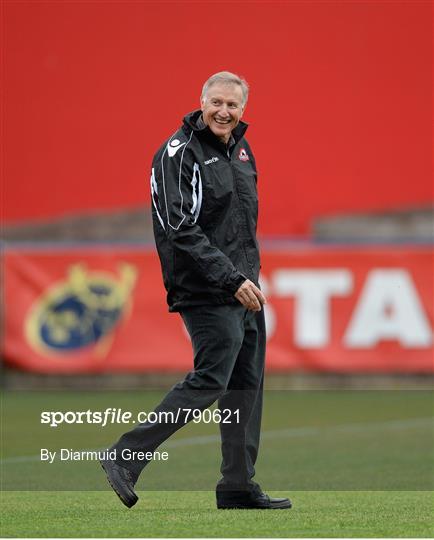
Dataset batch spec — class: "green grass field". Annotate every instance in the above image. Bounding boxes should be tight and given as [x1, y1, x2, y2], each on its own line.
[1, 490, 433, 537]
[1, 389, 433, 537]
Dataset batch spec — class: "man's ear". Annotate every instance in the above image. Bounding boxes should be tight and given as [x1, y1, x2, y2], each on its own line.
[200, 97, 205, 112]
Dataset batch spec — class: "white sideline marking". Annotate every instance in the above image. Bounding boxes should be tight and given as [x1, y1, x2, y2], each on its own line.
[1, 417, 431, 464]
[166, 417, 433, 447]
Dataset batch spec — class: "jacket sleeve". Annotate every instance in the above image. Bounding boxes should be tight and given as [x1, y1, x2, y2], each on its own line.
[150, 138, 246, 294]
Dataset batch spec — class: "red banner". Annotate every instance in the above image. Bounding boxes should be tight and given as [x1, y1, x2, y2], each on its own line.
[2, 245, 433, 373]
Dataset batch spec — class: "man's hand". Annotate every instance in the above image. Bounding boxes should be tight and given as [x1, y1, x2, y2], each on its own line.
[235, 279, 267, 311]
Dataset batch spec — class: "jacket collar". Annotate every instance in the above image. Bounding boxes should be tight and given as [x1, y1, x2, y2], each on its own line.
[183, 109, 248, 147]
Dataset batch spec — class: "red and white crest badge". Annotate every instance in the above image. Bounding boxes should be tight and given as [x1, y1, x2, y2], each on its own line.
[238, 148, 249, 162]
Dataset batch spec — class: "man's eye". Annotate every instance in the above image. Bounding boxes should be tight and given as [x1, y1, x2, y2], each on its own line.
[212, 100, 221, 106]
[229, 103, 239, 109]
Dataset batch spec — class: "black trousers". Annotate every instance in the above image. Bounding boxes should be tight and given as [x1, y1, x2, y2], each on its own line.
[113, 303, 266, 491]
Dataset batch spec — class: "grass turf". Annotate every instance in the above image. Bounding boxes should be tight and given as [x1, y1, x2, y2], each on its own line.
[1, 490, 433, 537]
[2, 390, 433, 491]
[1, 389, 433, 536]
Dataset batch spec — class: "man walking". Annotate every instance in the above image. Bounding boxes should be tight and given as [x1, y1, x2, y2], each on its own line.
[101, 71, 291, 510]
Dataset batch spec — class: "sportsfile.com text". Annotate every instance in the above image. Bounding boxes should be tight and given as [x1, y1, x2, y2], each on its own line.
[40, 408, 240, 428]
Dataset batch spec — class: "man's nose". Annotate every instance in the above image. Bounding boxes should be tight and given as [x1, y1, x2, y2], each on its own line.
[218, 104, 230, 116]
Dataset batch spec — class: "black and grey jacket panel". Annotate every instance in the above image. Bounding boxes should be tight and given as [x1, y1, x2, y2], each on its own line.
[150, 109, 260, 312]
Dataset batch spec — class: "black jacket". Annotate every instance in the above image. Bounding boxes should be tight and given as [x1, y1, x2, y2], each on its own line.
[150, 109, 260, 312]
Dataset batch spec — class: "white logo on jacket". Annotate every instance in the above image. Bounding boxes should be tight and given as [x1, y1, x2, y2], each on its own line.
[238, 148, 249, 162]
[204, 157, 219, 165]
[167, 138, 186, 157]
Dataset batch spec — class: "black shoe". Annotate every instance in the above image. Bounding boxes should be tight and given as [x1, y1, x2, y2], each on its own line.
[217, 490, 292, 509]
[100, 458, 139, 508]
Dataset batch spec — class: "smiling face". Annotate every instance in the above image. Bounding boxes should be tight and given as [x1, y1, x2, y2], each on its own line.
[201, 82, 245, 144]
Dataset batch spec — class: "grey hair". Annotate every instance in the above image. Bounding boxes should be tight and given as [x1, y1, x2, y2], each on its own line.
[201, 71, 249, 107]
